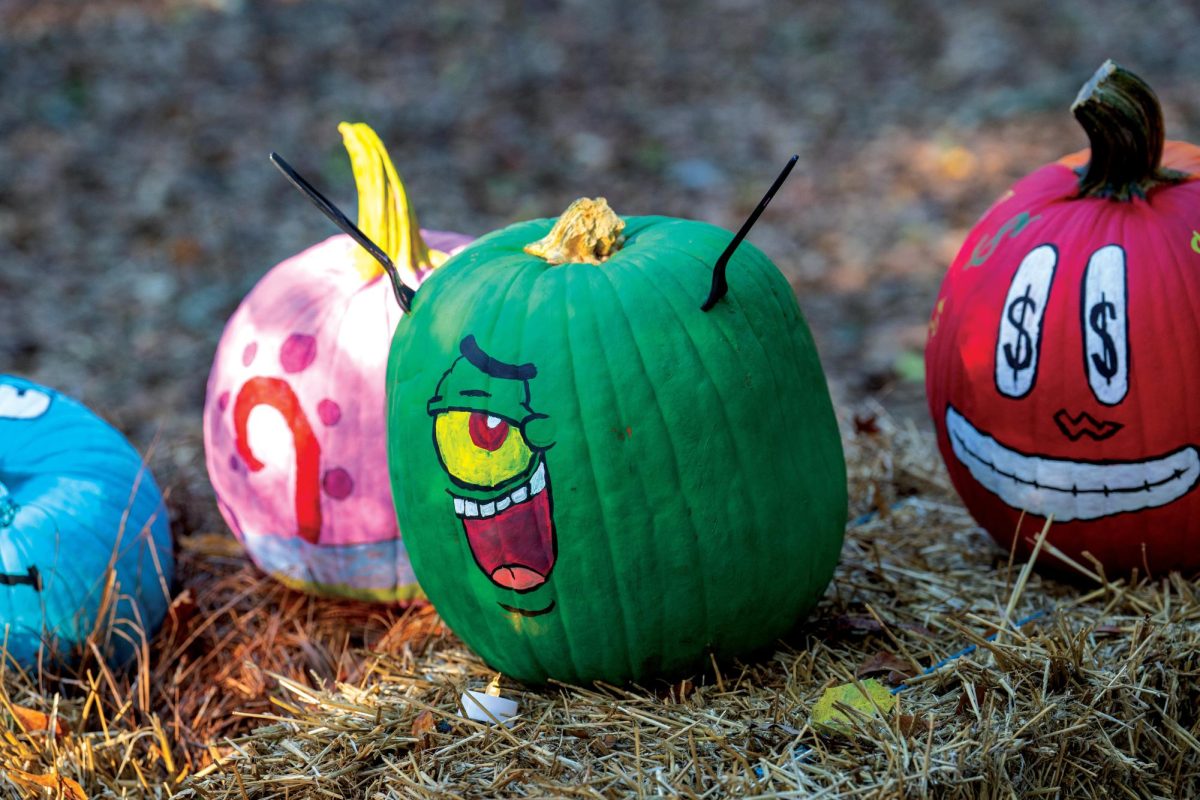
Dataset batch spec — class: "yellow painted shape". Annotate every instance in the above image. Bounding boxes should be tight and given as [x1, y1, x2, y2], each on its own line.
[338, 122, 447, 283]
[435, 411, 533, 488]
[811, 679, 896, 735]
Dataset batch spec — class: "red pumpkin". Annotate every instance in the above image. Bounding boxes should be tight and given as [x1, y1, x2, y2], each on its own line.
[926, 61, 1200, 575]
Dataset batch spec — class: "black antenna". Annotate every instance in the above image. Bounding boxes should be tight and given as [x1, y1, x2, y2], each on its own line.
[269, 151, 416, 313]
[701, 154, 799, 311]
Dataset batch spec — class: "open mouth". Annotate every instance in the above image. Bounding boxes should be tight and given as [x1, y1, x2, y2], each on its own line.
[451, 462, 556, 591]
[946, 405, 1200, 522]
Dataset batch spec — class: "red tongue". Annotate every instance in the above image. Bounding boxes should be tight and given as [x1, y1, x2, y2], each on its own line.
[462, 489, 555, 591]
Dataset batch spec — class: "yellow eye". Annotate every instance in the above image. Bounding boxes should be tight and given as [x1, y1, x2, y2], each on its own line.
[434, 410, 534, 488]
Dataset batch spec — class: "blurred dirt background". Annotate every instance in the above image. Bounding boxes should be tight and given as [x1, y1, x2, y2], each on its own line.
[1, 0, 1199, 554]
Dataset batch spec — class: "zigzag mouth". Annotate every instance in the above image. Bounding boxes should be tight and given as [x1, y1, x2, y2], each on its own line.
[946, 405, 1200, 522]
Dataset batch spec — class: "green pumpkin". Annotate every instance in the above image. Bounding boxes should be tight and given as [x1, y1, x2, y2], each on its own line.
[386, 199, 846, 684]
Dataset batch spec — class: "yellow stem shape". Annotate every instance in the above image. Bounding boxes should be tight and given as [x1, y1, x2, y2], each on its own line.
[338, 122, 448, 283]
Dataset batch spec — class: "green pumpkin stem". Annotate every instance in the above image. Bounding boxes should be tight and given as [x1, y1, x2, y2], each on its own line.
[1071, 60, 1187, 201]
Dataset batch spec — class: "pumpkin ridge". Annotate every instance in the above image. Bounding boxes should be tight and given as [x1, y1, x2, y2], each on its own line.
[606, 258, 737, 663]
[715, 244, 848, 586]
[559, 276, 640, 681]
[622, 249, 772, 648]
[585, 264, 679, 672]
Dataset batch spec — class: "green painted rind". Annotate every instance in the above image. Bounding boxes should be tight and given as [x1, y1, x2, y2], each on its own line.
[387, 215, 846, 684]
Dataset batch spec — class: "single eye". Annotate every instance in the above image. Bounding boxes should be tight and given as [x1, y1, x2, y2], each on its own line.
[434, 410, 533, 489]
[1081, 244, 1128, 405]
[0, 385, 51, 419]
[995, 244, 1057, 398]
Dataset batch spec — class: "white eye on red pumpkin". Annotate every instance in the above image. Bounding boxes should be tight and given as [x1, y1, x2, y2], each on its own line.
[1082, 244, 1129, 405]
[0, 385, 51, 419]
[995, 244, 1058, 398]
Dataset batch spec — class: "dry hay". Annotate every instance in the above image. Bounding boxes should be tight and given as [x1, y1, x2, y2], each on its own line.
[3, 407, 1199, 798]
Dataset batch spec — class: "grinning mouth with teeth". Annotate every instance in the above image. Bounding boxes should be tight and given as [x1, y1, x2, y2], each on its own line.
[946, 405, 1200, 522]
[451, 461, 555, 592]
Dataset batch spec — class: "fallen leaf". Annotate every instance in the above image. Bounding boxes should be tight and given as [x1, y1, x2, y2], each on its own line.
[10, 704, 69, 737]
[811, 679, 897, 735]
[955, 684, 990, 716]
[896, 713, 939, 738]
[853, 413, 881, 435]
[856, 651, 914, 684]
[411, 710, 435, 738]
[6, 769, 87, 799]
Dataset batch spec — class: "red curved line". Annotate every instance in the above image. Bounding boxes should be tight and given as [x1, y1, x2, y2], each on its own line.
[233, 376, 323, 544]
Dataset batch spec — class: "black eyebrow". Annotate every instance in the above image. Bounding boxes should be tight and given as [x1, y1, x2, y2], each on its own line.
[460, 335, 537, 381]
[459, 389, 491, 398]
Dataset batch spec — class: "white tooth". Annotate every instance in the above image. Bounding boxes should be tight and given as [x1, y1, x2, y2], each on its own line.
[511, 486, 528, 504]
[486, 415, 503, 429]
[946, 405, 1200, 522]
[529, 462, 546, 495]
[480, 502, 496, 517]
[463, 500, 480, 517]
[495, 496, 512, 512]
[453, 497, 465, 516]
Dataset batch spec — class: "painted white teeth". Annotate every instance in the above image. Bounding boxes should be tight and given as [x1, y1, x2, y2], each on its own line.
[946, 405, 1200, 522]
[452, 462, 548, 517]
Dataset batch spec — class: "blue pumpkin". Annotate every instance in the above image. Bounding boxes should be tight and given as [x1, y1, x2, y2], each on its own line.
[0, 375, 173, 667]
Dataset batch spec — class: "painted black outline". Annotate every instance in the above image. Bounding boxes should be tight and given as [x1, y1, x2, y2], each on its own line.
[459, 467, 557, 594]
[995, 243, 1058, 400]
[0, 384, 53, 420]
[425, 336, 560, 603]
[1080, 243, 1130, 407]
[993, 242, 1060, 400]
[460, 335, 537, 381]
[946, 403, 1200, 520]
[1053, 409, 1124, 442]
[0, 565, 41, 591]
[498, 599, 557, 617]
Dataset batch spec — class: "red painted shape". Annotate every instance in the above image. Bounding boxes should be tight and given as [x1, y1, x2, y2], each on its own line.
[233, 376, 323, 544]
[926, 141, 1200, 574]
[468, 412, 510, 451]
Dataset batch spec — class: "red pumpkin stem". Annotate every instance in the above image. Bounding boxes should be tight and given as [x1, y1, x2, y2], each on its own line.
[701, 154, 798, 311]
[1071, 60, 1187, 201]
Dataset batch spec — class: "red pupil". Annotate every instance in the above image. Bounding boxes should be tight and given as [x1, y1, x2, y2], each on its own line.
[468, 412, 510, 451]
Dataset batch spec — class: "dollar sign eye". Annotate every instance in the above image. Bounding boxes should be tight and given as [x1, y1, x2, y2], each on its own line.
[995, 245, 1058, 398]
[1082, 245, 1128, 405]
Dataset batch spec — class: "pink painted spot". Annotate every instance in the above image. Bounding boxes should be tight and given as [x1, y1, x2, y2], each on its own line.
[242, 342, 258, 367]
[318, 398, 342, 426]
[218, 390, 231, 411]
[280, 333, 317, 373]
[322, 467, 354, 500]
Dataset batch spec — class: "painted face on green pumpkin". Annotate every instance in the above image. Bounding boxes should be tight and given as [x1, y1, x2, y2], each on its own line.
[427, 335, 557, 614]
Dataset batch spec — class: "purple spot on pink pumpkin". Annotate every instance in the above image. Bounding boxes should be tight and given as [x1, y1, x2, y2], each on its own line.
[242, 342, 258, 367]
[322, 467, 354, 500]
[218, 390, 230, 411]
[280, 333, 317, 373]
[318, 398, 341, 426]
[228, 454, 242, 472]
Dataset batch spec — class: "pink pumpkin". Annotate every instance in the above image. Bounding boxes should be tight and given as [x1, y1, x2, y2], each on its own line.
[204, 123, 472, 601]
